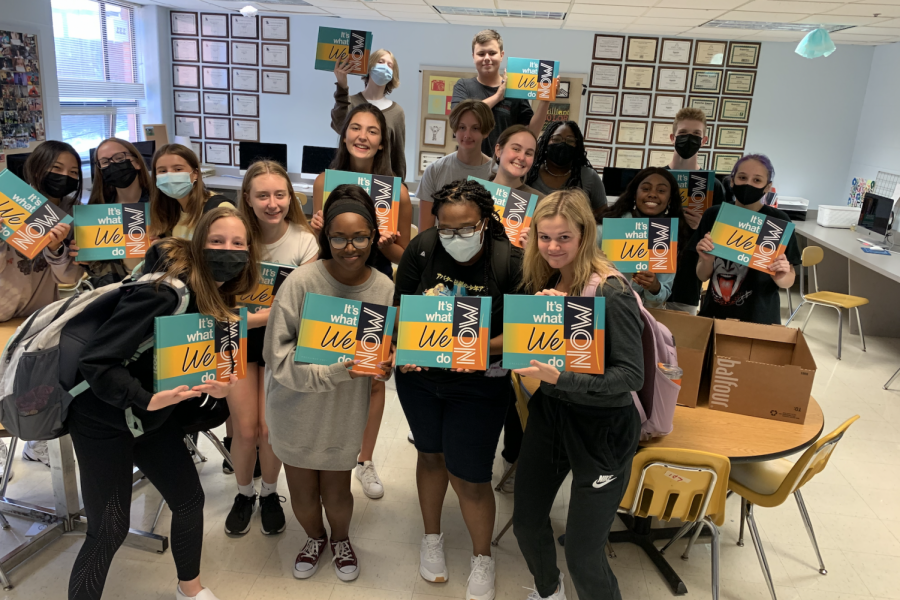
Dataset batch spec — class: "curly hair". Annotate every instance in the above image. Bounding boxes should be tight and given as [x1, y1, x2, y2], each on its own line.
[598, 167, 691, 247]
[525, 120, 593, 190]
[318, 183, 379, 267]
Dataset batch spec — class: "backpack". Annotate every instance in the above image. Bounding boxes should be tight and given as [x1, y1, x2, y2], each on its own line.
[414, 227, 514, 293]
[583, 272, 679, 441]
[0, 273, 190, 441]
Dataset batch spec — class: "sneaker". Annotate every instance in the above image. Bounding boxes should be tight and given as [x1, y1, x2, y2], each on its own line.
[500, 458, 516, 494]
[222, 437, 234, 475]
[0, 441, 13, 483]
[22, 440, 49, 467]
[175, 584, 221, 600]
[467, 555, 496, 600]
[253, 448, 261, 480]
[331, 538, 360, 581]
[355, 461, 384, 499]
[259, 493, 286, 535]
[224, 492, 256, 535]
[293, 535, 328, 579]
[407, 430, 415, 444]
[525, 573, 566, 600]
[419, 533, 449, 582]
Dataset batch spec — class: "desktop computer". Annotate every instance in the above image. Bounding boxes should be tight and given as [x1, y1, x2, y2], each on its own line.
[301, 145, 337, 178]
[239, 142, 288, 174]
[601, 167, 641, 197]
[858, 192, 895, 239]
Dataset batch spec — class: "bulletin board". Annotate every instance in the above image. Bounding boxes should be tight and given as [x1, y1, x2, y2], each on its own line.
[0, 30, 44, 153]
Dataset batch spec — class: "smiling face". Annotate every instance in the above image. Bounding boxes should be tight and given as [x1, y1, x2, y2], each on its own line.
[496, 132, 536, 180]
[327, 212, 374, 274]
[247, 172, 291, 227]
[635, 173, 671, 216]
[733, 158, 770, 190]
[51, 151, 80, 180]
[344, 112, 383, 162]
[473, 40, 503, 78]
[454, 110, 485, 152]
[536, 214, 582, 271]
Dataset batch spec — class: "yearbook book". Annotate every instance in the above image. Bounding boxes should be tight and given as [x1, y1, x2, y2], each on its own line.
[506, 58, 560, 101]
[503, 295, 605, 373]
[709, 203, 795, 273]
[314, 27, 373, 75]
[467, 176, 538, 248]
[324, 169, 400, 235]
[0, 170, 73, 260]
[73, 203, 150, 261]
[154, 308, 248, 392]
[237, 262, 296, 313]
[294, 292, 396, 375]
[671, 170, 716, 213]
[601, 218, 678, 273]
[396, 296, 491, 370]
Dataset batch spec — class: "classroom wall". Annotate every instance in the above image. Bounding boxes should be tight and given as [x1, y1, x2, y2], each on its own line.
[136, 4, 173, 131]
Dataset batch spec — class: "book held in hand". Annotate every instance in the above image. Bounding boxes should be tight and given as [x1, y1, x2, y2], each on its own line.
[671, 170, 716, 213]
[601, 217, 678, 273]
[708, 203, 795, 273]
[467, 176, 537, 249]
[324, 169, 400, 235]
[0, 170, 73, 259]
[314, 27, 373, 75]
[73, 203, 150, 261]
[396, 296, 491, 370]
[506, 58, 560, 101]
[238, 262, 296, 313]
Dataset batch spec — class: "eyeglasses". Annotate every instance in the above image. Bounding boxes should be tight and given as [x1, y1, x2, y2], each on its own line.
[437, 220, 483, 239]
[97, 152, 133, 169]
[549, 135, 577, 147]
[329, 236, 372, 250]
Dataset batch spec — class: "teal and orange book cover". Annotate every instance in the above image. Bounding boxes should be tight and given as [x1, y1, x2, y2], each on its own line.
[671, 170, 716, 213]
[506, 57, 560, 101]
[324, 169, 401, 235]
[709, 203, 794, 273]
[238, 262, 296, 313]
[314, 27, 373, 75]
[468, 176, 537, 249]
[73, 203, 150, 261]
[396, 296, 491, 370]
[601, 218, 678, 273]
[0, 170, 73, 259]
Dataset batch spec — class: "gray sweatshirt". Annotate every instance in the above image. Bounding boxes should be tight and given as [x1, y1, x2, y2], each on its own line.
[0, 241, 83, 322]
[263, 261, 394, 470]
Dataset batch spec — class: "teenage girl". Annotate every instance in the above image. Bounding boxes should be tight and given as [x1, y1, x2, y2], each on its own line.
[513, 189, 643, 600]
[67, 206, 259, 600]
[263, 185, 394, 583]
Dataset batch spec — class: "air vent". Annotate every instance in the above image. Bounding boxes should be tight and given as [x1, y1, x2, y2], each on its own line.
[702, 20, 854, 33]
[432, 6, 566, 20]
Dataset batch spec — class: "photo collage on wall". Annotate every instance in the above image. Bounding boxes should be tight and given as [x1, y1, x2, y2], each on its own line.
[0, 31, 44, 149]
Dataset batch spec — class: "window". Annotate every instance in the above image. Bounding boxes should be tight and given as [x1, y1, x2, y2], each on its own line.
[51, 0, 144, 160]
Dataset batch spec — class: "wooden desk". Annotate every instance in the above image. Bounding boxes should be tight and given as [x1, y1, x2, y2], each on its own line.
[0, 319, 24, 351]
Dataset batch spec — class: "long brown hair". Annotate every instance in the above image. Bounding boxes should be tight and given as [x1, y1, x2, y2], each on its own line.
[149, 143, 210, 238]
[239, 160, 312, 252]
[152, 206, 259, 322]
[23, 140, 82, 212]
[330, 104, 392, 176]
[494, 124, 537, 163]
[88, 137, 152, 205]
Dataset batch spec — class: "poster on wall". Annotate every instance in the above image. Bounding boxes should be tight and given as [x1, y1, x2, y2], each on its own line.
[0, 31, 44, 150]
[428, 75, 459, 115]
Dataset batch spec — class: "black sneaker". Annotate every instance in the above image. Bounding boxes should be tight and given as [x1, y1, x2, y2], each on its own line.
[222, 437, 234, 475]
[253, 448, 261, 480]
[260, 493, 287, 535]
[224, 493, 256, 535]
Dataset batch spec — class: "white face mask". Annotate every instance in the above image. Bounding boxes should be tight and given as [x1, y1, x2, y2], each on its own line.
[439, 222, 485, 263]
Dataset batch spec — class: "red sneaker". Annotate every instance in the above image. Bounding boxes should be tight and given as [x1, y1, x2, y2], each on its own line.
[293, 535, 328, 579]
[331, 538, 360, 581]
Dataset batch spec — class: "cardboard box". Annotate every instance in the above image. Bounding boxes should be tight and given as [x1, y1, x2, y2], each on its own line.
[648, 309, 713, 408]
[706, 320, 816, 424]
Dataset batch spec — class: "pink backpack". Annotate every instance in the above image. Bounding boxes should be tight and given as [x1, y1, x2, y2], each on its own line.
[583, 272, 679, 440]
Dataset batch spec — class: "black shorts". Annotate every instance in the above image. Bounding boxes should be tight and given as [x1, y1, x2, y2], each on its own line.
[247, 326, 266, 366]
[395, 369, 510, 484]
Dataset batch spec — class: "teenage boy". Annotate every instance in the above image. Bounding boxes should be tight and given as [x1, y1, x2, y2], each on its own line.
[451, 29, 550, 158]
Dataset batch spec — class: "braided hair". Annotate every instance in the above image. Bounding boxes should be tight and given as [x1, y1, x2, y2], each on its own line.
[525, 121, 593, 191]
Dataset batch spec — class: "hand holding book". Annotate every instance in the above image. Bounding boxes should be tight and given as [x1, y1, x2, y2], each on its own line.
[147, 385, 202, 411]
[192, 374, 238, 398]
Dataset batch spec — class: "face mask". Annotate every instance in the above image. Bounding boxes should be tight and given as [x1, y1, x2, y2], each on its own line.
[369, 63, 393, 87]
[547, 142, 576, 168]
[440, 224, 485, 263]
[732, 183, 768, 206]
[674, 134, 703, 160]
[42, 172, 79, 198]
[203, 248, 249, 282]
[156, 172, 194, 199]
[101, 160, 139, 189]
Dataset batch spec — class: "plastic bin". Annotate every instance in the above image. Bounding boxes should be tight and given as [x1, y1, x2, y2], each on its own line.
[817, 205, 861, 229]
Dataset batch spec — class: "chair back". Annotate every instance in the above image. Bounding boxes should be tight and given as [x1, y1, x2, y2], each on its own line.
[410, 224, 419, 240]
[798, 246, 824, 298]
[510, 372, 530, 431]
[620, 448, 731, 526]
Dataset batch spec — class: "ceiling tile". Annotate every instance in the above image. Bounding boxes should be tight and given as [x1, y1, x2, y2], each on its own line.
[795, 14, 889, 25]
[366, 0, 433, 4]
[327, 10, 393, 19]
[425, 0, 498, 7]
[573, 0, 656, 5]
[377, 11, 446, 20]
[737, 1, 844, 13]
[501, 17, 564, 28]
[825, 4, 900, 17]
[256, 4, 331, 13]
[653, 0, 749, 8]
[876, 17, 900, 26]
[570, 4, 647, 15]
[829, 31, 893, 40]
[632, 16, 712, 25]
[717, 10, 809, 21]
[751, 30, 808, 39]
[618, 25, 693, 33]
[840, 25, 900, 33]
[682, 26, 762, 37]
[441, 15, 505, 25]
[648, 8, 729, 18]
[563, 21, 626, 30]
[496, 0, 571, 10]
[567, 14, 637, 23]
[371, 2, 437, 12]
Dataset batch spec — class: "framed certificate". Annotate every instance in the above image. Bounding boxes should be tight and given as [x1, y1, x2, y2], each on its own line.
[654, 94, 684, 119]
[172, 38, 199, 62]
[232, 94, 259, 118]
[174, 115, 201, 139]
[690, 69, 722, 94]
[585, 146, 611, 169]
[650, 121, 673, 146]
[694, 40, 727, 66]
[173, 64, 200, 89]
[703, 124, 714, 147]
[171, 11, 198, 36]
[262, 43, 290, 68]
[715, 125, 747, 150]
[584, 118, 615, 144]
[724, 70, 756, 95]
[231, 68, 259, 92]
[587, 91, 617, 116]
[231, 42, 259, 66]
[262, 17, 290, 41]
[712, 152, 743, 174]
[202, 67, 229, 90]
[696, 151, 710, 170]
[648, 150, 671, 168]
[626, 37, 658, 63]
[727, 42, 761, 69]
[593, 35, 625, 61]
[619, 93, 651, 118]
[660, 38, 692, 65]
[205, 142, 232, 166]
[202, 92, 229, 116]
[231, 15, 259, 40]
[233, 144, 241, 167]
[174, 90, 200, 114]
[688, 96, 718, 120]
[233, 119, 260, 143]
[719, 97, 752, 123]
[204, 117, 231, 140]
[656, 67, 688, 92]
[201, 40, 228, 64]
[616, 120, 648, 146]
[623, 65, 654, 90]
[200, 13, 228, 38]
[190, 142, 202, 162]
[615, 148, 645, 169]
[590, 63, 620, 89]
[262, 70, 290, 94]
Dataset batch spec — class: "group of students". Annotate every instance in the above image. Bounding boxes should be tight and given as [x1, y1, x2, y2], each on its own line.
[0, 27, 803, 600]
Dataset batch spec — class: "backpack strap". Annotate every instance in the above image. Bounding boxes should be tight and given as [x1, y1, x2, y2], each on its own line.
[490, 237, 512, 292]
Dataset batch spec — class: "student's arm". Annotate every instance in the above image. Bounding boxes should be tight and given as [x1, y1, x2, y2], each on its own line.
[417, 161, 437, 230]
[378, 184, 411, 264]
[330, 57, 353, 134]
[690, 210, 716, 281]
[310, 173, 326, 235]
[391, 106, 408, 181]
[528, 100, 551, 138]
[44, 240, 84, 285]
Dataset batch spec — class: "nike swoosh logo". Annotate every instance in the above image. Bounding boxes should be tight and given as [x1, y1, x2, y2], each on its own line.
[592, 475, 616, 489]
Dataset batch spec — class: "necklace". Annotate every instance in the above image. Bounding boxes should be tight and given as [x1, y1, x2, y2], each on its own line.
[543, 163, 571, 178]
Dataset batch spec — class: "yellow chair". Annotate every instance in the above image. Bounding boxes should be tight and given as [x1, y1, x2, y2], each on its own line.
[728, 416, 859, 600]
[410, 224, 419, 240]
[491, 372, 531, 547]
[785, 246, 868, 359]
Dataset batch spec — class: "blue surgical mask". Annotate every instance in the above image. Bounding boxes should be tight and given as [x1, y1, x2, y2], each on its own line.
[370, 63, 393, 87]
[156, 172, 194, 198]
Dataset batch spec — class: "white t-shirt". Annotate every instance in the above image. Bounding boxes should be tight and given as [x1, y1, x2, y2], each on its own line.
[263, 222, 319, 266]
[367, 96, 393, 111]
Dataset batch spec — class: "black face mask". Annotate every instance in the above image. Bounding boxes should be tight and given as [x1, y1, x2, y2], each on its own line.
[674, 134, 703, 160]
[101, 160, 139, 189]
[42, 172, 79, 199]
[547, 142, 577, 168]
[732, 183, 768, 206]
[203, 249, 249, 282]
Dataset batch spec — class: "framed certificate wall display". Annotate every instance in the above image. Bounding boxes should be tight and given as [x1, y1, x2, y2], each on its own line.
[202, 92, 229, 115]
[703, 124, 714, 147]
[593, 35, 625, 61]
[724, 70, 756, 95]
[201, 40, 228, 65]
[626, 37, 658, 63]
[204, 117, 231, 140]
[202, 67, 229, 90]
[262, 70, 290, 94]
[715, 125, 747, 150]
[727, 42, 761, 69]
[173, 64, 200, 89]
[650, 121, 673, 146]
[648, 150, 670, 168]
[585, 146, 611, 169]
[587, 91, 617, 116]
[175, 115, 201, 139]
[200, 13, 228, 38]
[231, 42, 259, 66]
[688, 96, 718, 120]
[619, 93, 651, 118]
[712, 152, 743, 174]
[623, 65, 654, 90]
[232, 68, 259, 92]
[171, 11, 198, 36]
[230, 15, 259, 40]
[590, 63, 620, 89]
[697, 151, 710, 170]
[616, 120, 648, 145]
[693, 40, 726, 66]
[233, 144, 241, 167]
[233, 119, 260, 143]
[584, 118, 615, 144]
[174, 90, 200, 114]
[719, 97, 751, 123]
[262, 43, 290, 68]
[691, 69, 722, 94]
[261, 17, 289, 41]
[615, 148, 645, 169]
[654, 94, 684, 119]
[172, 38, 199, 62]
[660, 38, 692, 65]
[190, 142, 202, 161]
[656, 67, 688, 92]
[232, 94, 259, 118]
[205, 142, 232, 166]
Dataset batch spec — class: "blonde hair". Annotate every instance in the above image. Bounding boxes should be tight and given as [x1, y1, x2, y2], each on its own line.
[449, 99, 495, 133]
[522, 189, 619, 296]
[149, 143, 211, 238]
[672, 107, 707, 134]
[472, 29, 503, 52]
[363, 49, 400, 95]
[239, 160, 313, 255]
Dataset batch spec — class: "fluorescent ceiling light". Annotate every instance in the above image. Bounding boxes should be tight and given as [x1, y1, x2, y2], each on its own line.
[432, 6, 566, 19]
[702, 20, 854, 33]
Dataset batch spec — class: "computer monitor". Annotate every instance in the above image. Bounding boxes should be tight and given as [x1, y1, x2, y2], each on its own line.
[239, 142, 288, 174]
[601, 167, 641, 197]
[301, 146, 337, 178]
[7, 153, 30, 180]
[858, 192, 895, 237]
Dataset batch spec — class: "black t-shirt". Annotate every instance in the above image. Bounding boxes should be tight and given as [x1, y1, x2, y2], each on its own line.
[686, 204, 801, 325]
[451, 77, 534, 157]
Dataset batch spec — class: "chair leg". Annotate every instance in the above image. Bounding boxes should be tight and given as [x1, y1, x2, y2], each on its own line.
[706, 518, 720, 600]
[794, 491, 827, 575]
[495, 460, 517, 493]
[150, 498, 167, 534]
[801, 303, 816, 332]
[660, 520, 695, 555]
[0, 437, 18, 498]
[185, 435, 207, 462]
[854, 307, 866, 352]
[606, 540, 617, 558]
[738, 497, 747, 547]
[746, 503, 778, 600]
[0, 563, 11, 590]
[201, 430, 234, 472]
[885, 365, 900, 390]
[491, 514, 514, 547]
[682, 520, 706, 560]
[786, 300, 806, 326]
[834, 306, 843, 360]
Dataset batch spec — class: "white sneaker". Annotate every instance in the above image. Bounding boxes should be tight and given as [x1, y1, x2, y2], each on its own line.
[175, 584, 221, 600]
[500, 458, 516, 494]
[355, 460, 384, 499]
[23, 440, 49, 467]
[525, 573, 566, 600]
[407, 430, 415, 444]
[419, 533, 449, 582]
[467, 554, 496, 600]
[0, 441, 12, 482]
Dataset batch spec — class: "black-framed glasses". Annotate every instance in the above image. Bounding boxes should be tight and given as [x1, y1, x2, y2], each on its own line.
[549, 135, 577, 147]
[437, 219, 484, 239]
[329, 236, 372, 250]
[97, 152, 134, 169]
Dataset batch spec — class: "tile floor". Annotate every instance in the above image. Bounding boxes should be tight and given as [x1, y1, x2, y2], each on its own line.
[1, 301, 900, 600]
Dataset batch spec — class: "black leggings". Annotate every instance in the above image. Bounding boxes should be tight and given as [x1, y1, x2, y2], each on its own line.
[67, 408, 205, 600]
